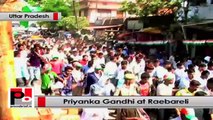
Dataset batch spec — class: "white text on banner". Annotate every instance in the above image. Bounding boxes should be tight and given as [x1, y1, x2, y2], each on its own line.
[34, 96, 213, 108]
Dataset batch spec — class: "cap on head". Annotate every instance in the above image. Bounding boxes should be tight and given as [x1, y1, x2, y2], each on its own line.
[163, 73, 174, 81]
[75, 62, 82, 68]
[124, 73, 135, 80]
[52, 55, 59, 59]
[204, 56, 211, 63]
[95, 64, 103, 70]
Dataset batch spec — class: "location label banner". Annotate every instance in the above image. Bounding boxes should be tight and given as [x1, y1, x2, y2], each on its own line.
[34, 96, 213, 108]
[0, 12, 61, 21]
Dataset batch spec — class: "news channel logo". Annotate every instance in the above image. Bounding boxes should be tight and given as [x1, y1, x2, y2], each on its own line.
[9, 87, 34, 108]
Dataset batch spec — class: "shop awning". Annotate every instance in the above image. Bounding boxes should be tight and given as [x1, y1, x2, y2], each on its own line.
[30, 35, 44, 40]
[85, 24, 122, 30]
[183, 40, 213, 45]
[182, 20, 213, 32]
[139, 27, 162, 34]
[117, 40, 168, 45]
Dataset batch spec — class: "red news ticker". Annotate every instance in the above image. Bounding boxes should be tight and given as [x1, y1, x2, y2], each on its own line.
[38, 97, 46, 107]
[53, 12, 59, 20]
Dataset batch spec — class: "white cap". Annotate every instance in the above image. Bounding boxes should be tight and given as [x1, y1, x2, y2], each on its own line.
[73, 48, 77, 51]
[95, 64, 103, 70]
[204, 56, 211, 62]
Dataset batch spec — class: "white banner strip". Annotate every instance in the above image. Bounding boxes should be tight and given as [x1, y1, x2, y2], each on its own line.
[0, 12, 61, 21]
[34, 96, 213, 108]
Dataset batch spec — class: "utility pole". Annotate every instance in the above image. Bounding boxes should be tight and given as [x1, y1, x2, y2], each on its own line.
[73, 0, 78, 29]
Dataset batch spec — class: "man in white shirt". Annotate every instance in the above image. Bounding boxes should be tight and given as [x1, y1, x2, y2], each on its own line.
[179, 69, 196, 89]
[104, 56, 118, 80]
[153, 59, 169, 82]
[104, 56, 119, 88]
[203, 78, 213, 120]
[96, 51, 105, 65]
[175, 63, 186, 81]
[115, 60, 129, 88]
[195, 63, 207, 79]
[131, 54, 145, 82]
[71, 48, 81, 61]
[14, 51, 30, 87]
[207, 62, 213, 78]
[157, 73, 179, 120]
[197, 70, 210, 89]
[157, 73, 174, 96]
[90, 75, 115, 96]
[18, 44, 29, 58]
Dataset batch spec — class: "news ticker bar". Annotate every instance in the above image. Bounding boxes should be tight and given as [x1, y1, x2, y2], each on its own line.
[34, 96, 213, 108]
[0, 12, 61, 21]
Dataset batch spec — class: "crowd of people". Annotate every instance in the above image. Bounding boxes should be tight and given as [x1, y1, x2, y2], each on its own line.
[13, 34, 213, 120]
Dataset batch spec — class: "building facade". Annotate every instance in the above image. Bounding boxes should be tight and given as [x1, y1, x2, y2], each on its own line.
[79, 0, 135, 25]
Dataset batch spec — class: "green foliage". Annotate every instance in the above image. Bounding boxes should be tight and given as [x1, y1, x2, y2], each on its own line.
[57, 16, 89, 30]
[25, 0, 42, 6]
[27, 0, 77, 29]
[41, 0, 72, 17]
[121, 0, 183, 17]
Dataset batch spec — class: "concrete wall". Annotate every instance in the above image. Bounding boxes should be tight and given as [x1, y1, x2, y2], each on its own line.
[195, 5, 213, 19]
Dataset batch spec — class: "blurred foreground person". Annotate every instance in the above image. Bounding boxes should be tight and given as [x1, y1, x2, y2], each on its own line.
[157, 73, 180, 120]
[203, 78, 213, 120]
[14, 51, 30, 87]
[81, 78, 109, 120]
[89, 75, 115, 96]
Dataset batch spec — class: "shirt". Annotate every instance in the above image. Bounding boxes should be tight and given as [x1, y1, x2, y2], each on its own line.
[208, 69, 213, 78]
[41, 71, 57, 90]
[114, 84, 139, 96]
[20, 50, 29, 58]
[14, 57, 30, 80]
[153, 66, 168, 80]
[175, 68, 186, 81]
[115, 68, 126, 88]
[28, 52, 41, 67]
[197, 77, 207, 89]
[139, 83, 150, 96]
[157, 83, 173, 96]
[96, 57, 105, 65]
[72, 70, 84, 83]
[104, 61, 118, 78]
[50, 60, 64, 75]
[179, 77, 191, 89]
[175, 88, 194, 96]
[60, 74, 75, 95]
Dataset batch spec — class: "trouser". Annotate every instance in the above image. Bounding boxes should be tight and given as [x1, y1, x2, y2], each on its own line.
[29, 66, 41, 80]
[41, 88, 52, 95]
[16, 77, 27, 87]
[110, 78, 118, 87]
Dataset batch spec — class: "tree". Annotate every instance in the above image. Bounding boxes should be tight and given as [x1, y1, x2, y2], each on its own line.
[57, 16, 89, 30]
[32, 0, 75, 29]
[121, 0, 183, 17]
